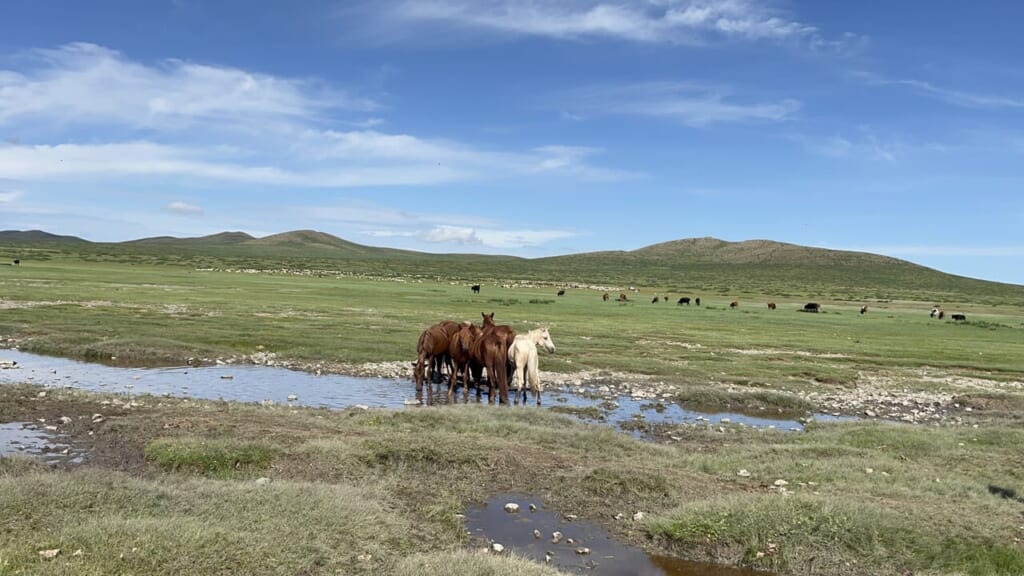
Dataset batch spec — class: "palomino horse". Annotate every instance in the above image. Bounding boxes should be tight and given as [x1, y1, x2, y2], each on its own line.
[470, 312, 516, 405]
[447, 322, 482, 401]
[509, 327, 556, 406]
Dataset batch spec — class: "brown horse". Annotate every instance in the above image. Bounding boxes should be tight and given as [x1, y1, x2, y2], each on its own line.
[448, 322, 482, 400]
[431, 320, 461, 378]
[618, 293, 628, 302]
[602, 292, 610, 301]
[730, 300, 739, 309]
[414, 324, 451, 394]
[767, 302, 776, 310]
[471, 312, 516, 405]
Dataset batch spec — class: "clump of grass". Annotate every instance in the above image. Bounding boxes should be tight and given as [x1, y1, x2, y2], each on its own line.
[528, 299, 555, 304]
[145, 437, 281, 476]
[648, 493, 1024, 575]
[487, 297, 521, 306]
[674, 387, 814, 415]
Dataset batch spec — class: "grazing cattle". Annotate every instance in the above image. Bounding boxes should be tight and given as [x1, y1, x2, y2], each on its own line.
[729, 300, 739, 309]
[951, 313, 967, 321]
[651, 295, 659, 304]
[602, 292, 610, 301]
[471, 284, 481, 294]
[677, 297, 691, 306]
[618, 293, 628, 302]
[930, 307, 939, 318]
[938, 310, 945, 320]
[767, 302, 776, 310]
[803, 302, 821, 313]
[509, 327, 556, 406]
[557, 289, 566, 296]
[860, 305, 868, 315]
[414, 324, 452, 394]
[12, 259, 19, 265]
[695, 297, 701, 306]
[447, 322, 482, 401]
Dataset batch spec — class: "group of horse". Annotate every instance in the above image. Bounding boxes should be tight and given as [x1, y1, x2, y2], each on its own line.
[414, 313, 555, 406]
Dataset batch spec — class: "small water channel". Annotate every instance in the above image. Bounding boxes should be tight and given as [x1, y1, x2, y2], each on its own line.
[0, 349, 832, 436]
[466, 493, 766, 576]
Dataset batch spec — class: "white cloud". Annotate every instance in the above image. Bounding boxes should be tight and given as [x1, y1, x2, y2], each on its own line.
[858, 74, 1024, 110]
[563, 81, 800, 126]
[165, 201, 203, 215]
[0, 43, 376, 130]
[421, 225, 483, 245]
[0, 44, 635, 187]
[359, 0, 844, 47]
[0, 189, 23, 202]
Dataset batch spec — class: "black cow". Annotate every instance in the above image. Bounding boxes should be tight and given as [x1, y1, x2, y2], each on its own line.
[803, 302, 821, 313]
[651, 295, 659, 304]
[471, 284, 481, 294]
[12, 259, 20, 265]
[677, 297, 691, 306]
[860, 305, 868, 315]
[695, 297, 701, 306]
[557, 289, 566, 296]
[951, 313, 967, 321]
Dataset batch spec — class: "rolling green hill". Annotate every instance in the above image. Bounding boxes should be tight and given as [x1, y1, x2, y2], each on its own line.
[1, 230, 1022, 305]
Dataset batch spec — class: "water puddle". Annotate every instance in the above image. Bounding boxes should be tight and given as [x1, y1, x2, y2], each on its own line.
[0, 421, 85, 465]
[466, 493, 766, 575]
[0, 350, 836, 434]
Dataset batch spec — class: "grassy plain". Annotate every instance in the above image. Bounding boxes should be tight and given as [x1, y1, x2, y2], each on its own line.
[2, 242, 1024, 575]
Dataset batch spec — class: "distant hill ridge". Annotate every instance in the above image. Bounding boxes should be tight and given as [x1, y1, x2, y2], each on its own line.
[0, 228, 906, 267]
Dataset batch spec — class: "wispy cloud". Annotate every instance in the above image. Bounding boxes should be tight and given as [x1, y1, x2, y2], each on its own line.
[0, 189, 23, 202]
[0, 43, 635, 187]
[0, 43, 376, 131]
[859, 73, 1024, 110]
[562, 81, 800, 126]
[354, 0, 849, 48]
[418, 225, 577, 249]
[165, 201, 203, 216]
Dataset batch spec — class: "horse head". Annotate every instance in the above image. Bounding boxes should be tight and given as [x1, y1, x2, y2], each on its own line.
[535, 327, 555, 354]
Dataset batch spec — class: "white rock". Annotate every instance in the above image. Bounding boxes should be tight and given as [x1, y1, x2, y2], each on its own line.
[551, 531, 563, 543]
[529, 503, 537, 512]
[58, 416, 72, 425]
[737, 469, 751, 478]
[773, 479, 789, 487]
[490, 543, 505, 553]
[575, 547, 591, 555]
[533, 529, 542, 539]
[354, 404, 370, 411]
[632, 511, 644, 521]
[38, 549, 60, 560]
[287, 394, 298, 401]
[504, 503, 520, 513]
[255, 477, 271, 486]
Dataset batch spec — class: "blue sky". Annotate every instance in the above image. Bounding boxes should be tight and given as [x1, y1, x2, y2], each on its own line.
[1, 1, 1022, 285]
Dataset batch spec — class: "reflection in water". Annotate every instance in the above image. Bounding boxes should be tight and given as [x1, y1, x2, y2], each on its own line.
[0, 349, 838, 433]
[0, 421, 85, 465]
[466, 493, 767, 576]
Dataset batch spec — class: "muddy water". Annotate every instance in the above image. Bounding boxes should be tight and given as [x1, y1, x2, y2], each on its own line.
[467, 494, 766, 575]
[0, 349, 833, 434]
[0, 421, 85, 465]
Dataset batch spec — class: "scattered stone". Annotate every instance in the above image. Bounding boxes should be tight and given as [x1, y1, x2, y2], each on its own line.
[613, 513, 624, 521]
[533, 529, 542, 539]
[773, 479, 789, 487]
[632, 511, 644, 522]
[551, 531, 563, 544]
[490, 543, 505, 554]
[255, 477, 271, 486]
[504, 503, 520, 513]
[37, 391, 47, 398]
[737, 469, 751, 478]
[91, 414, 104, 423]
[865, 468, 874, 474]
[38, 549, 60, 560]
[529, 503, 537, 512]
[354, 404, 369, 411]
[565, 514, 578, 521]
[720, 417, 731, 424]
[72, 549, 83, 557]
[287, 394, 298, 401]
[356, 553, 372, 562]
[864, 409, 877, 418]
[575, 547, 591, 555]
[58, 416, 72, 425]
